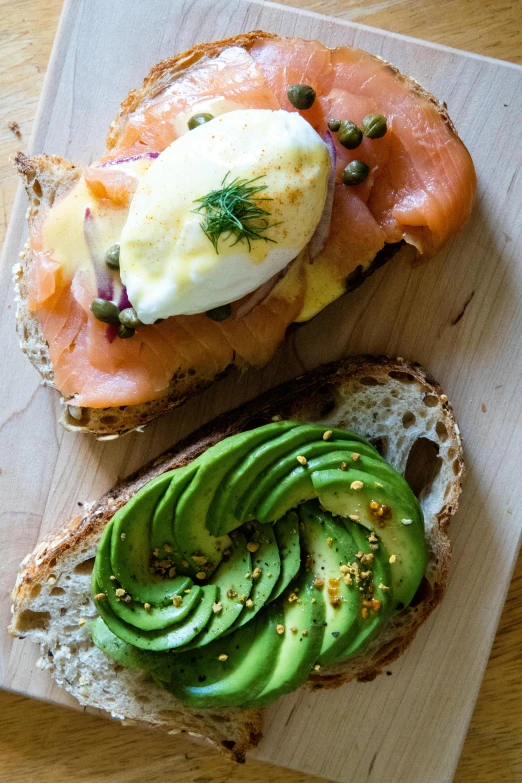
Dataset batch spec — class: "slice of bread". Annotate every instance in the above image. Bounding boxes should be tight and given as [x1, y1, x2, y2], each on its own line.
[13, 31, 467, 438]
[9, 356, 464, 762]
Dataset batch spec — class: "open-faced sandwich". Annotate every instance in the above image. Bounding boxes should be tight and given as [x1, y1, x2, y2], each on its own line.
[14, 32, 476, 437]
[10, 357, 464, 762]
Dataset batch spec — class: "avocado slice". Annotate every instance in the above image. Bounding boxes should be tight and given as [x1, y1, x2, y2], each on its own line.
[227, 522, 280, 631]
[311, 464, 426, 607]
[255, 444, 384, 523]
[267, 511, 301, 603]
[94, 522, 200, 631]
[212, 424, 337, 527]
[331, 522, 394, 661]
[90, 616, 164, 671]
[177, 532, 252, 649]
[149, 463, 199, 577]
[93, 577, 218, 651]
[160, 610, 282, 708]
[176, 421, 295, 540]
[298, 502, 361, 667]
[241, 571, 326, 709]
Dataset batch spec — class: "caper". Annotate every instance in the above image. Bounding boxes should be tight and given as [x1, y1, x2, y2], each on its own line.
[342, 160, 370, 186]
[338, 121, 363, 150]
[188, 113, 214, 130]
[327, 118, 341, 132]
[105, 243, 120, 269]
[119, 307, 142, 329]
[287, 84, 316, 110]
[206, 304, 232, 322]
[361, 113, 387, 139]
[90, 298, 120, 325]
[118, 324, 135, 339]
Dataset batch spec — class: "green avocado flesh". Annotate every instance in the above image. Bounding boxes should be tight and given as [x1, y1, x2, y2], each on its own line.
[91, 421, 427, 708]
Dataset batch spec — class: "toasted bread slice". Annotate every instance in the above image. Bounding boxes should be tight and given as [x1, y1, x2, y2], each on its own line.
[13, 31, 472, 438]
[9, 356, 464, 762]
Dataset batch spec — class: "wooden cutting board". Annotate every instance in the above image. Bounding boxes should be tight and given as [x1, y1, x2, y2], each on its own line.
[1, 0, 521, 781]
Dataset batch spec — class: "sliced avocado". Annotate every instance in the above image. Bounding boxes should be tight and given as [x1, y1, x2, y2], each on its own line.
[255, 444, 383, 523]
[228, 522, 280, 631]
[110, 472, 181, 604]
[311, 463, 426, 607]
[93, 578, 218, 651]
[267, 511, 301, 603]
[298, 502, 361, 667]
[332, 522, 393, 661]
[149, 463, 199, 577]
[90, 617, 164, 671]
[94, 522, 200, 631]
[241, 571, 326, 709]
[214, 424, 332, 525]
[160, 610, 282, 708]
[178, 533, 252, 649]
[176, 422, 294, 540]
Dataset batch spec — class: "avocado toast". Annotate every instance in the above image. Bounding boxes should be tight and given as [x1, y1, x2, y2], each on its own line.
[9, 356, 463, 761]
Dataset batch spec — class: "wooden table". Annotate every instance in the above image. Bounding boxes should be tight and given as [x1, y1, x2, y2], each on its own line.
[0, 1, 521, 780]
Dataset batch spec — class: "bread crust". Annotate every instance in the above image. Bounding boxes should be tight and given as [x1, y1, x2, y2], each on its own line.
[14, 32, 464, 437]
[9, 356, 464, 758]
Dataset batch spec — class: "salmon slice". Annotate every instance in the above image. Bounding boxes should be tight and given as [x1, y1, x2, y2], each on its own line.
[108, 46, 280, 158]
[330, 47, 476, 257]
[84, 166, 138, 206]
[250, 37, 333, 132]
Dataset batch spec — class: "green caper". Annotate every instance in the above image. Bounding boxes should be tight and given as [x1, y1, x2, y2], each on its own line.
[338, 121, 363, 150]
[342, 160, 370, 186]
[105, 243, 120, 269]
[287, 84, 316, 110]
[361, 113, 387, 139]
[188, 113, 214, 130]
[90, 298, 120, 325]
[327, 118, 341, 132]
[118, 324, 135, 339]
[206, 304, 232, 322]
[119, 307, 142, 329]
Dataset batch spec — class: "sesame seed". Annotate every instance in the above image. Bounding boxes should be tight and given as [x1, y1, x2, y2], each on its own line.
[296, 455, 307, 465]
[375, 482, 383, 488]
[313, 577, 324, 588]
[350, 480, 364, 491]
[120, 533, 126, 540]
[192, 555, 208, 565]
[184, 589, 191, 593]
[172, 595, 183, 607]
[379, 583, 390, 591]
[196, 571, 207, 580]
[302, 629, 308, 636]
[94, 593, 106, 601]
[247, 542, 259, 553]
[152, 548, 159, 557]
[144, 603, 151, 610]
[212, 602, 223, 613]
[323, 430, 333, 441]
[314, 664, 321, 671]
[115, 588, 126, 597]
[277, 624, 285, 634]
[441, 394, 448, 402]
[246, 599, 254, 608]
[218, 654, 228, 662]
[349, 514, 360, 521]
[182, 560, 189, 568]
[401, 518, 413, 526]
[389, 555, 397, 564]
[109, 575, 116, 581]
[361, 607, 369, 619]
[326, 537, 333, 547]
[78, 618, 86, 627]
[252, 567, 262, 580]
[245, 572, 251, 579]
[227, 589, 238, 599]
[290, 626, 298, 633]
[164, 543, 172, 553]
[351, 453, 360, 461]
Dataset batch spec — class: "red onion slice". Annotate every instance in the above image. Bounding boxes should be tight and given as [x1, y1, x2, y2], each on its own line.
[118, 286, 132, 311]
[308, 131, 336, 261]
[84, 208, 113, 300]
[234, 271, 285, 319]
[99, 152, 160, 168]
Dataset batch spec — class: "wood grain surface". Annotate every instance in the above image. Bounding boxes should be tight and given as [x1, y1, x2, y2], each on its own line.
[1, 1, 521, 781]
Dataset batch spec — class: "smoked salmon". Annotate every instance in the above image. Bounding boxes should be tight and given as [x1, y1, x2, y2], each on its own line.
[23, 34, 476, 412]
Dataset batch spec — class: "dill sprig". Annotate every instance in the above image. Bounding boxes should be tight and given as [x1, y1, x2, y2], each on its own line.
[193, 173, 278, 253]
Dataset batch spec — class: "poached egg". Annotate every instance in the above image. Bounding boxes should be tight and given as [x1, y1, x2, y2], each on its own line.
[119, 109, 330, 323]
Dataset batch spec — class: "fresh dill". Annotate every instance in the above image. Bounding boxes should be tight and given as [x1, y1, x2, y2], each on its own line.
[193, 173, 278, 253]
